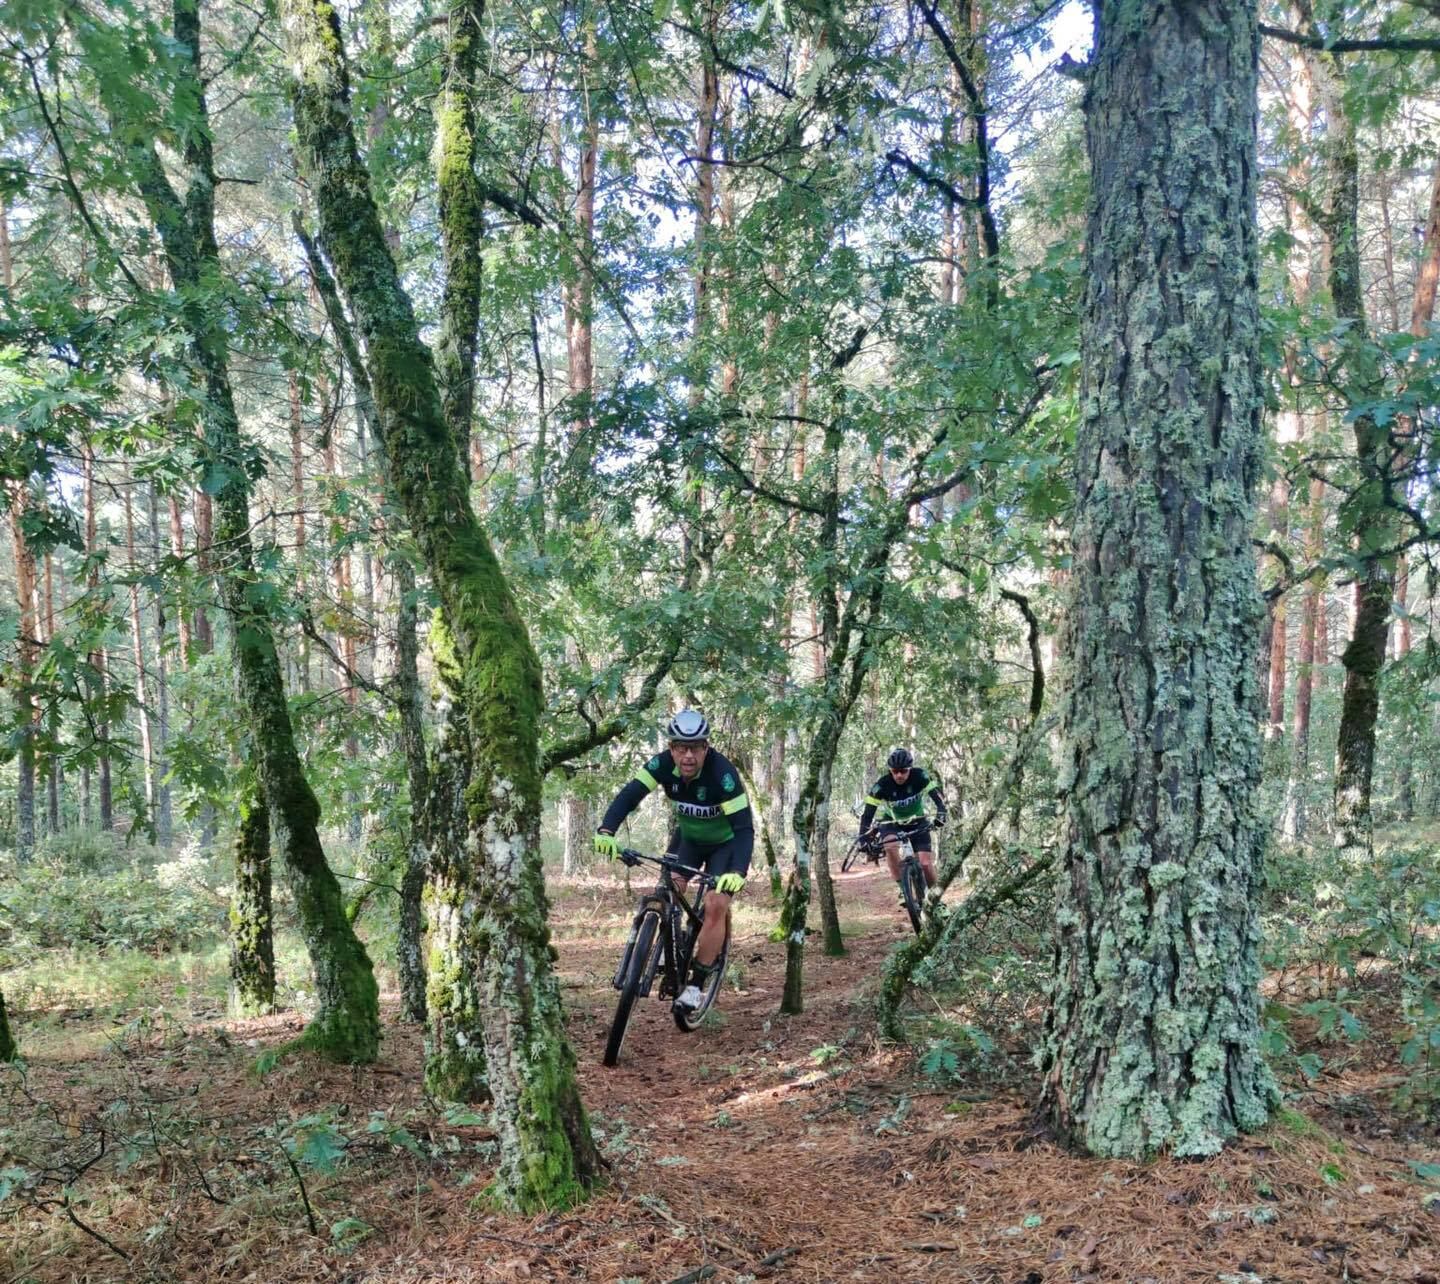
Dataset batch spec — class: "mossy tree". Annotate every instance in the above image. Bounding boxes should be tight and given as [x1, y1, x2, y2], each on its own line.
[0, 989, 16, 1062]
[97, 0, 379, 1062]
[228, 779, 275, 1017]
[281, 0, 600, 1210]
[422, 0, 490, 1095]
[1038, 0, 1278, 1157]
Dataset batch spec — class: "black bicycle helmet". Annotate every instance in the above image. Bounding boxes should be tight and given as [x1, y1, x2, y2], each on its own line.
[887, 747, 913, 770]
[666, 708, 710, 744]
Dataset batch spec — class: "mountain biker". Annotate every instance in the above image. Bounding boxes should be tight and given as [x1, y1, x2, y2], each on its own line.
[859, 747, 948, 893]
[594, 709, 752, 1011]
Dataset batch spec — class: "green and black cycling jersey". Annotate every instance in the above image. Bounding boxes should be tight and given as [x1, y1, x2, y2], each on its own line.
[859, 767, 947, 832]
[601, 748, 753, 849]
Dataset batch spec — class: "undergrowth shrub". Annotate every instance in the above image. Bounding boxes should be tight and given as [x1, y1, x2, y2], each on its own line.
[0, 837, 225, 963]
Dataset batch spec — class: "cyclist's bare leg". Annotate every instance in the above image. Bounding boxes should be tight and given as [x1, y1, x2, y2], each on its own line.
[915, 847, 938, 887]
[695, 890, 731, 967]
[883, 839, 902, 881]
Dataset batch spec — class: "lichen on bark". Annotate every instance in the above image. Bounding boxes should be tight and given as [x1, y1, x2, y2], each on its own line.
[1037, 0, 1277, 1159]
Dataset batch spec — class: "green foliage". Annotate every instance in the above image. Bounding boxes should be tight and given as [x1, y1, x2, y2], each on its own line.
[1263, 837, 1440, 1112]
[0, 841, 222, 962]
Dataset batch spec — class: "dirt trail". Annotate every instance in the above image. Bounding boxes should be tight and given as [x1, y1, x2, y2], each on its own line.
[4, 866, 1438, 1283]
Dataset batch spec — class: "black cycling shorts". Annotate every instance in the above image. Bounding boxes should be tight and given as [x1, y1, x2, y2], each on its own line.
[666, 832, 753, 885]
[876, 820, 933, 853]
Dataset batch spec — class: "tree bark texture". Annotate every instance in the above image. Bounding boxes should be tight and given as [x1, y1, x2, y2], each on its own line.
[0, 989, 15, 1062]
[1038, 0, 1276, 1159]
[435, 0, 485, 479]
[122, 0, 379, 1062]
[283, 0, 600, 1210]
[229, 783, 276, 1016]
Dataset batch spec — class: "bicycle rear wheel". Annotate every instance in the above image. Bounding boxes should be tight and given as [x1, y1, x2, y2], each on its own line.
[900, 859, 927, 935]
[604, 911, 659, 1066]
[673, 927, 730, 1033]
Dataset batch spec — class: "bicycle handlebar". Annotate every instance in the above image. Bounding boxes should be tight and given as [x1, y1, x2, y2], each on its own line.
[619, 848, 713, 885]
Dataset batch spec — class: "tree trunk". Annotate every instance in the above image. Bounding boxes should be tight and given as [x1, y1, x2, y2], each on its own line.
[1038, 0, 1276, 1158]
[1391, 152, 1440, 822]
[0, 989, 15, 1062]
[435, 0, 484, 478]
[147, 481, 173, 844]
[83, 448, 113, 832]
[1284, 477, 1325, 841]
[1304, 41, 1397, 865]
[229, 781, 276, 1016]
[192, 488, 214, 656]
[8, 485, 37, 863]
[168, 496, 193, 663]
[123, 475, 156, 833]
[284, 0, 599, 1208]
[121, 0, 379, 1062]
[42, 549, 61, 836]
[393, 549, 429, 1025]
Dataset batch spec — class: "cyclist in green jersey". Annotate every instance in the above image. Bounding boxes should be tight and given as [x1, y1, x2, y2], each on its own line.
[594, 709, 752, 1010]
[859, 747, 949, 891]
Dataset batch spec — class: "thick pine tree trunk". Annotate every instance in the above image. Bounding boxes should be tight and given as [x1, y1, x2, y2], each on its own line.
[121, 0, 379, 1062]
[1038, 0, 1276, 1158]
[284, 0, 599, 1208]
[229, 783, 276, 1016]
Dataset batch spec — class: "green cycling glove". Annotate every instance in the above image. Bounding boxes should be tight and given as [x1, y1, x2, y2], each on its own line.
[594, 832, 620, 860]
[715, 872, 745, 895]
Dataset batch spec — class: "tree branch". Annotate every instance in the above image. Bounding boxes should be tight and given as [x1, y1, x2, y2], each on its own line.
[540, 627, 686, 774]
[1259, 22, 1440, 53]
[999, 588, 1044, 718]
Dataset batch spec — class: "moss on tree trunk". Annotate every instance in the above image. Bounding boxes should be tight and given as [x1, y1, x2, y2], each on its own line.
[283, 0, 599, 1209]
[117, 0, 380, 1065]
[1037, 0, 1277, 1158]
[229, 782, 276, 1017]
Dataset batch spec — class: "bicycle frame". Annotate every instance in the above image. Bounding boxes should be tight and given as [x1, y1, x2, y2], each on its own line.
[612, 853, 711, 1000]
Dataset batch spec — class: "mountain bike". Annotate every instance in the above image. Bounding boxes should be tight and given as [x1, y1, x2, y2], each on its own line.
[603, 848, 732, 1067]
[871, 817, 936, 935]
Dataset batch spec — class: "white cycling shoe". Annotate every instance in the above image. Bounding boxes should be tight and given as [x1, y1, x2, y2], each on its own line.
[675, 984, 704, 1010]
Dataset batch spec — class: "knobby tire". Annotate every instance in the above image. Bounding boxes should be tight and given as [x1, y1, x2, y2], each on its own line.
[603, 911, 659, 1066]
[901, 860, 927, 935]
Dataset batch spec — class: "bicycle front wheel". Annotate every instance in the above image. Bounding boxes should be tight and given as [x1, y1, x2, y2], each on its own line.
[900, 860, 927, 935]
[841, 840, 861, 874]
[604, 911, 659, 1066]
[673, 927, 730, 1033]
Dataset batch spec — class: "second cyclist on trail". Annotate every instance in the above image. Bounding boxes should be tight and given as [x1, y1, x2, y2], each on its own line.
[859, 747, 949, 893]
[594, 709, 751, 1012]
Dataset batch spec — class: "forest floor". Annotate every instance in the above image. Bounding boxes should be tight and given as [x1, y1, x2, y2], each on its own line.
[2, 864, 1438, 1284]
